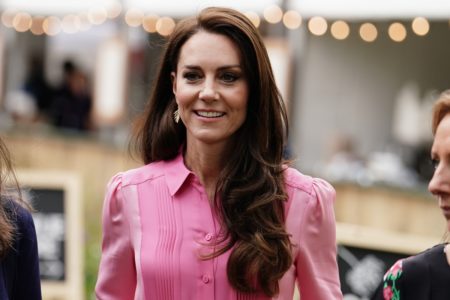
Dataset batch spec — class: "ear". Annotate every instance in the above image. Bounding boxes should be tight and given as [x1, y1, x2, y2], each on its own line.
[171, 72, 177, 96]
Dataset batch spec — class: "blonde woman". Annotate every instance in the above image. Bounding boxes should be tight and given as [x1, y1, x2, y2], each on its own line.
[378, 90, 450, 300]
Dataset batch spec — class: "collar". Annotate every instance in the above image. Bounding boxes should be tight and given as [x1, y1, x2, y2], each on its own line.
[162, 151, 192, 196]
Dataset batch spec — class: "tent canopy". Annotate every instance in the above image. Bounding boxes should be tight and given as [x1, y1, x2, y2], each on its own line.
[2, 0, 450, 20]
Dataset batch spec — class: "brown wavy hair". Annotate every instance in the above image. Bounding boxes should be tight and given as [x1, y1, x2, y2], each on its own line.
[133, 7, 292, 296]
[0, 137, 29, 258]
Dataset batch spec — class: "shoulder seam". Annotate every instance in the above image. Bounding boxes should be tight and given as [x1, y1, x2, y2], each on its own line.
[121, 173, 165, 188]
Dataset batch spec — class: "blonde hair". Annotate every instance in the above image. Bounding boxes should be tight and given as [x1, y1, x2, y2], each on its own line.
[432, 90, 450, 135]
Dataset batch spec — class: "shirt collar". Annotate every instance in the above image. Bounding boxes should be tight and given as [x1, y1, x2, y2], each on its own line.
[163, 151, 192, 196]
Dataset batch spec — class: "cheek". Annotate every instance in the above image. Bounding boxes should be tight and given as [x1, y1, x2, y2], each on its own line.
[175, 85, 197, 106]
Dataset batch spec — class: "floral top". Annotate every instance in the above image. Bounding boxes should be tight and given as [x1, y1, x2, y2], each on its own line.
[382, 259, 403, 300]
[379, 244, 450, 300]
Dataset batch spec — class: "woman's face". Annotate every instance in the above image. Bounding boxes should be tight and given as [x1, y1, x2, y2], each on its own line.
[171, 31, 249, 148]
[429, 113, 450, 231]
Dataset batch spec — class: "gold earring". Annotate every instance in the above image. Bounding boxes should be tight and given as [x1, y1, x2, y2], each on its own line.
[173, 109, 180, 123]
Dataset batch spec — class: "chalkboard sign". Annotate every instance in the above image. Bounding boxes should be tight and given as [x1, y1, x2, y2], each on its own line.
[17, 170, 83, 300]
[25, 188, 66, 281]
[336, 222, 441, 300]
[338, 244, 407, 298]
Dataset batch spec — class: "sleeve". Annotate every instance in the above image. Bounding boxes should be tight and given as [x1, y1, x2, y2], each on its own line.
[95, 173, 137, 300]
[15, 206, 42, 300]
[295, 178, 343, 300]
[380, 259, 404, 300]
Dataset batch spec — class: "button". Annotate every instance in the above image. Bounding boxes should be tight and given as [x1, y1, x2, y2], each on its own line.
[205, 233, 213, 241]
[202, 275, 210, 284]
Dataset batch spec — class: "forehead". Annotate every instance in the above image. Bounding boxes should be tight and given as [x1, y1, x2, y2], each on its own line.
[432, 114, 450, 151]
[177, 31, 241, 66]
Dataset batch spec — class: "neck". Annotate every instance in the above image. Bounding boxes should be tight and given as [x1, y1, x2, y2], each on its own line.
[184, 138, 229, 200]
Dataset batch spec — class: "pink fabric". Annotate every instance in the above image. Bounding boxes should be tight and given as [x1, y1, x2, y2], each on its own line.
[95, 153, 342, 300]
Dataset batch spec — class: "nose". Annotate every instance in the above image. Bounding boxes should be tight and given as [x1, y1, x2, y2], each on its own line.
[428, 163, 450, 196]
[199, 79, 218, 102]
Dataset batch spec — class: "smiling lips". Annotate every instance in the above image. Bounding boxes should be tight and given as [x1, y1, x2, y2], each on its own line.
[195, 110, 225, 118]
[441, 206, 450, 219]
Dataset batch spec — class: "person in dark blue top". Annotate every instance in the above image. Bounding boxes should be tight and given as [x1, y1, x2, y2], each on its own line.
[0, 137, 41, 299]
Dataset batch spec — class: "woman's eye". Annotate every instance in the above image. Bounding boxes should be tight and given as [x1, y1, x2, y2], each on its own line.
[431, 158, 439, 169]
[221, 73, 239, 83]
[183, 72, 201, 82]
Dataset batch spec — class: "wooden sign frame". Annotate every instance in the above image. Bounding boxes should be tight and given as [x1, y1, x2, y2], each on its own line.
[336, 222, 441, 255]
[16, 169, 84, 300]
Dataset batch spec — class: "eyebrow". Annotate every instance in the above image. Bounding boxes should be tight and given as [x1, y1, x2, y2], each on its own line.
[182, 64, 242, 70]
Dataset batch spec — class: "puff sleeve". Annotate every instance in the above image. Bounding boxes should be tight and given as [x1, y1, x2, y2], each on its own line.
[294, 178, 342, 300]
[95, 174, 136, 300]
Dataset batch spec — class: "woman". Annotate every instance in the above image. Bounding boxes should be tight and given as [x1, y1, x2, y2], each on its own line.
[0, 137, 41, 299]
[96, 7, 342, 300]
[378, 90, 450, 300]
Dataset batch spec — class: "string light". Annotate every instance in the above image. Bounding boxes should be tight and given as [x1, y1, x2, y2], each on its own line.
[156, 17, 175, 36]
[142, 14, 159, 33]
[283, 10, 302, 30]
[308, 17, 327, 36]
[388, 22, 407, 42]
[411, 17, 429, 36]
[330, 20, 350, 40]
[263, 5, 283, 24]
[0, 4, 441, 40]
[244, 11, 261, 28]
[88, 6, 107, 25]
[43, 16, 61, 36]
[1, 9, 18, 28]
[13, 12, 32, 33]
[125, 8, 144, 27]
[107, 1, 122, 19]
[30, 17, 45, 35]
[359, 23, 378, 42]
[61, 14, 81, 34]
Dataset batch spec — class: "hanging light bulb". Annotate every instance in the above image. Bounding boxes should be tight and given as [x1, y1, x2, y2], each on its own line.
[283, 10, 302, 30]
[359, 23, 378, 42]
[308, 17, 327, 36]
[330, 20, 350, 40]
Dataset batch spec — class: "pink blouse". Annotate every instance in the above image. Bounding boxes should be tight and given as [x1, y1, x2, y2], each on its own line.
[95, 153, 342, 300]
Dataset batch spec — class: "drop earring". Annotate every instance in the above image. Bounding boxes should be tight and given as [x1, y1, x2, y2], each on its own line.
[173, 109, 180, 123]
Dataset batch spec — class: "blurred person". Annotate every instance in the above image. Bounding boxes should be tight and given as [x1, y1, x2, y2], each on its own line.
[23, 55, 53, 121]
[95, 6, 342, 300]
[0, 137, 41, 299]
[51, 60, 92, 131]
[373, 90, 450, 300]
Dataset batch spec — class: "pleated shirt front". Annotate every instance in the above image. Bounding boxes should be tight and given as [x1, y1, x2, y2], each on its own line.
[95, 153, 342, 300]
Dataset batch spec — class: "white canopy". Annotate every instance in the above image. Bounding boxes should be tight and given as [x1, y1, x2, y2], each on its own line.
[1, 0, 450, 19]
[0, 0, 282, 17]
[290, 0, 450, 20]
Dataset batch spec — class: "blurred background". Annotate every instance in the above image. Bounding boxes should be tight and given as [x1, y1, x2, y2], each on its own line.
[1, 0, 449, 299]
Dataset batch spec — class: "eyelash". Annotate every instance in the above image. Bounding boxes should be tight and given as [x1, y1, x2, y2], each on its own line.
[430, 158, 439, 169]
[181, 72, 241, 83]
[183, 72, 201, 82]
[220, 73, 239, 83]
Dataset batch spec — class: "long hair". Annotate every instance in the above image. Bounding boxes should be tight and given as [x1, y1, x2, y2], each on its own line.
[0, 137, 28, 258]
[133, 7, 292, 296]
